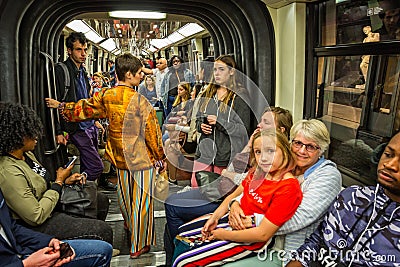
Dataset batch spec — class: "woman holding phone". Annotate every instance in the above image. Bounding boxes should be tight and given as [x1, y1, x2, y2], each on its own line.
[0, 102, 113, 244]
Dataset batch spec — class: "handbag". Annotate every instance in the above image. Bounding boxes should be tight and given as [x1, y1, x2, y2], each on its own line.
[195, 171, 237, 202]
[154, 171, 169, 201]
[59, 181, 98, 219]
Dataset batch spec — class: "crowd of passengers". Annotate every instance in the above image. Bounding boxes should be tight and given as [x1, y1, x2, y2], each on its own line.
[0, 30, 399, 267]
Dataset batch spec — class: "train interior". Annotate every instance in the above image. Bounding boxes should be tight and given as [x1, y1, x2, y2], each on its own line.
[1, 0, 400, 265]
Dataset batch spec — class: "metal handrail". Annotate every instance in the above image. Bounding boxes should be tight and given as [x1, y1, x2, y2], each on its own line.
[40, 51, 60, 155]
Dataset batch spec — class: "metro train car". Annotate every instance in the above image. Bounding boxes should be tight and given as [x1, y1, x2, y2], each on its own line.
[0, 0, 400, 265]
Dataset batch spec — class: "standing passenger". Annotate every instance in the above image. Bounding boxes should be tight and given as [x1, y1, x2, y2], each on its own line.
[54, 32, 103, 182]
[191, 54, 251, 187]
[160, 55, 195, 116]
[46, 53, 166, 258]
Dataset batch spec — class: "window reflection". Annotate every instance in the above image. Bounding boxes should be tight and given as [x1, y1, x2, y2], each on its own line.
[317, 54, 400, 184]
[322, 0, 400, 46]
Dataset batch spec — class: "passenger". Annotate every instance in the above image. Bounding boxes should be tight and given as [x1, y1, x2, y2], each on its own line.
[138, 75, 158, 106]
[0, 102, 113, 244]
[90, 71, 108, 96]
[54, 31, 103, 182]
[191, 54, 251, 187]
[164, 82, 200, 184]
[163, 106, 292, 266]
[142, 57, 169, 102]
[46, 53, 166, 259]
[172, 129, 302, 266]
[160, 55, 195, 116]
[287, 131, 400, 266]
[225, 119, 341, 266]
[0, 188, 112, 267]
[107, 59, 116, 87]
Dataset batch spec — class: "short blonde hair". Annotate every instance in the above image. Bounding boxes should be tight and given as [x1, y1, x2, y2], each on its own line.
[290, 119, 330, 154]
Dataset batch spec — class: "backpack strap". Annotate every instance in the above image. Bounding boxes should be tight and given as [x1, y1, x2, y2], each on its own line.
[56, 62, 70, 102]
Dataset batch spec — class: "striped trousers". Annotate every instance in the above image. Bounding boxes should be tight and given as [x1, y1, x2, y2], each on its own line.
[172, 214, 270, 267]
[116, 168, 156, 253]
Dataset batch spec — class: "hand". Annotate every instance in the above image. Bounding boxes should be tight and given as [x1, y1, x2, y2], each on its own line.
[158, 160, 167, 173]
[206, 115, 217, 125]
[55, 166, 72, 184]
[22, 247, 62, 267]
[64, 173, 85, 185]
[200, 123, 213, 135]
[247, 128, 261, 149]
[177, 111, 185, 116]
[228, 201, 247, 230]
[201, 216, 218, 240]
[45, 98, 60, 108]
[94, 121, 105, 132]
[56, 135, 67, 146]
[208, 228, 228, 241]
[165, 124, 176, 131]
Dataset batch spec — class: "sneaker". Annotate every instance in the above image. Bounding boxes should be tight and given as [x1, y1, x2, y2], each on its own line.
[112, 248, 120, 257]
[100, 181, 117, 191]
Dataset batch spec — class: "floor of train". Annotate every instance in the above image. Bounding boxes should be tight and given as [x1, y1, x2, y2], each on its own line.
[102, 179, 189, 267]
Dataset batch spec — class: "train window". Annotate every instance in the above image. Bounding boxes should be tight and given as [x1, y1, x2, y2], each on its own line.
[322, 0, 400, 46]
[316, 53, 400, 186]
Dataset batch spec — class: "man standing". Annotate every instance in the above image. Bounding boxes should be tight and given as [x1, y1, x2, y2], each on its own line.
[287, 132, 400, 266]
[142, 57, 169, 101]
[107, 59, 116, 87]
[54, 32, 103, 181]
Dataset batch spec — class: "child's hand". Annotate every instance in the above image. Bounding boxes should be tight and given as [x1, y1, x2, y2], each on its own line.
[208, 228, 227, 241]
[202, 217, 218, 239]
[228, 201, 246, 230]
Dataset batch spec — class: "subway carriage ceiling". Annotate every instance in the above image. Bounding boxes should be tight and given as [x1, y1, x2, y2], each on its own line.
[0, 0, 275, 109]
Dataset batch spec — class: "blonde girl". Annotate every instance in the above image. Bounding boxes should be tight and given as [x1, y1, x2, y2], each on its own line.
[172, 129, 302, 266]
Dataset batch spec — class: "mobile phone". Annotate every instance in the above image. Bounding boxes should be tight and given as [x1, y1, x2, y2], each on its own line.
[59, 242, 74, 259]
[64, 156, 77, 168]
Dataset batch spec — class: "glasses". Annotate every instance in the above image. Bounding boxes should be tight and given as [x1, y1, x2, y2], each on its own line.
[291, 140, 320, 152]
[173, 60, 181, 64]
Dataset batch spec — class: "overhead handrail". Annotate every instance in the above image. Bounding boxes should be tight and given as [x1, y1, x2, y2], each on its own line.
[40, 51, 60, 155]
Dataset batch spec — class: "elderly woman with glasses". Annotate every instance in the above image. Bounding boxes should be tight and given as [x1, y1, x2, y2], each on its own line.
[226, 119, 342, 267]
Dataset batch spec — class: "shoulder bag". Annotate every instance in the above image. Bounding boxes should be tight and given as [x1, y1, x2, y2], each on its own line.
[59, 181, 98, 219]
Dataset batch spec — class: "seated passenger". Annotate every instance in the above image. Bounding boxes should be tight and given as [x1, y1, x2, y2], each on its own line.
[0, 102, 113, 244]
[164, 82, 200, 183]
[172, 129, 302, 266]
[163, 106, 293, 266]
[138, 75, 158, 106]
[225, 119, 341, 266]
[0, 188, 112, 267]
[287, 131, 400, 266]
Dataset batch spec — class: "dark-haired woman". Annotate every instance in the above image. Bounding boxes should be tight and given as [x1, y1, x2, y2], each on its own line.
[160, 55, 195, 116]
[0, 102, 113, 244]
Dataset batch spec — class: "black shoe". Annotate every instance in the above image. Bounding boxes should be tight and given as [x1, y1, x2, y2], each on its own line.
[100, 181, 117, 191]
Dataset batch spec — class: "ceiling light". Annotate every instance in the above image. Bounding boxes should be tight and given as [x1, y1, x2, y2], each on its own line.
[109, 11, 166, 19]
[85, 30, 103, 43]
[177, 23, 204, 37]
[100, 38, 117, 51]
[113, 49, 122, 55]
[150, 38, 172, 49]
[66, 20, 91, 33]
[148, 46, 158, 53]
[66, 20, 105, 44]
[167, 32, 185, 43]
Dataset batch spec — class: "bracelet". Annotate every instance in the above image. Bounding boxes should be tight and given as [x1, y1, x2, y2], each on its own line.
[251, 215, 256, 227]
[228, 200, 237, 211]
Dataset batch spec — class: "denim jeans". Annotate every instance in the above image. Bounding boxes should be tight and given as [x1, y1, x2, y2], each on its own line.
[164, 189, 219, 266]
[63, 239, 112, 267]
